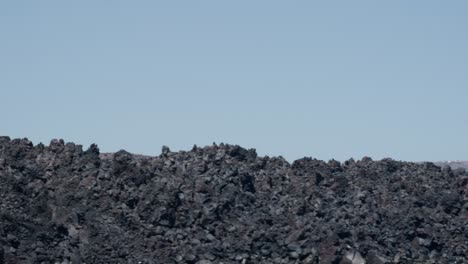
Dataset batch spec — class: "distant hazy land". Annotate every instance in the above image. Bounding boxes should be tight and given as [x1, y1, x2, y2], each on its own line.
[434, 160, 468, 170]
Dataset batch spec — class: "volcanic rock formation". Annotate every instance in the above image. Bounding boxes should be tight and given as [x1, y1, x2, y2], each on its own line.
[0, 137, 467, 263]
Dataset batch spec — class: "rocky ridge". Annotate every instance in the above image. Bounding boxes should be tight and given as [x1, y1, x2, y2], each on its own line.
[0, 137, 467, 263]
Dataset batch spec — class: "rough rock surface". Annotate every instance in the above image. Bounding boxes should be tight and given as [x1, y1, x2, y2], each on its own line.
[0, 137, 467, 264]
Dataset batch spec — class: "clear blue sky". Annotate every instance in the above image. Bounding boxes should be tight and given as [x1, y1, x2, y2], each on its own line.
[1, 1, 467, 162]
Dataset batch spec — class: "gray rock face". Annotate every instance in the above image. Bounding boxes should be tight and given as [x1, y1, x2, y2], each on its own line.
[342, 251, 366, 264]
[0, 137, 467, 263]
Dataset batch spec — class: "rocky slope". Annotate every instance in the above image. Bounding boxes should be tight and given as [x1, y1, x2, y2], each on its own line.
[0, 137, 467, 264]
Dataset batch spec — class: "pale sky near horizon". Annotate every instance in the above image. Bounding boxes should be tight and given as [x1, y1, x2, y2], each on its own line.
[1, 1, 467, 162]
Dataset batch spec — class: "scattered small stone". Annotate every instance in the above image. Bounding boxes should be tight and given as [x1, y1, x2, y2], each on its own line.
[289, 251, 299, 259]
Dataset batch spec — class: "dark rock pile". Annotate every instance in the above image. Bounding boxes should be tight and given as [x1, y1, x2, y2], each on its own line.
[0, 137, 467, 264]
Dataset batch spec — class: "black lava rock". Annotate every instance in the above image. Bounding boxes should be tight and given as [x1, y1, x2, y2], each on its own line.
[0, 137, 467, 263]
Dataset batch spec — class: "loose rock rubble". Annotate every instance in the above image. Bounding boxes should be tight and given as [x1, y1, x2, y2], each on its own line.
[0, 137, 467, 263]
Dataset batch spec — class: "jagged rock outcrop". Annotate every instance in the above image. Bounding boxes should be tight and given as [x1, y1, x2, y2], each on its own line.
[0, 137, 467, 263]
